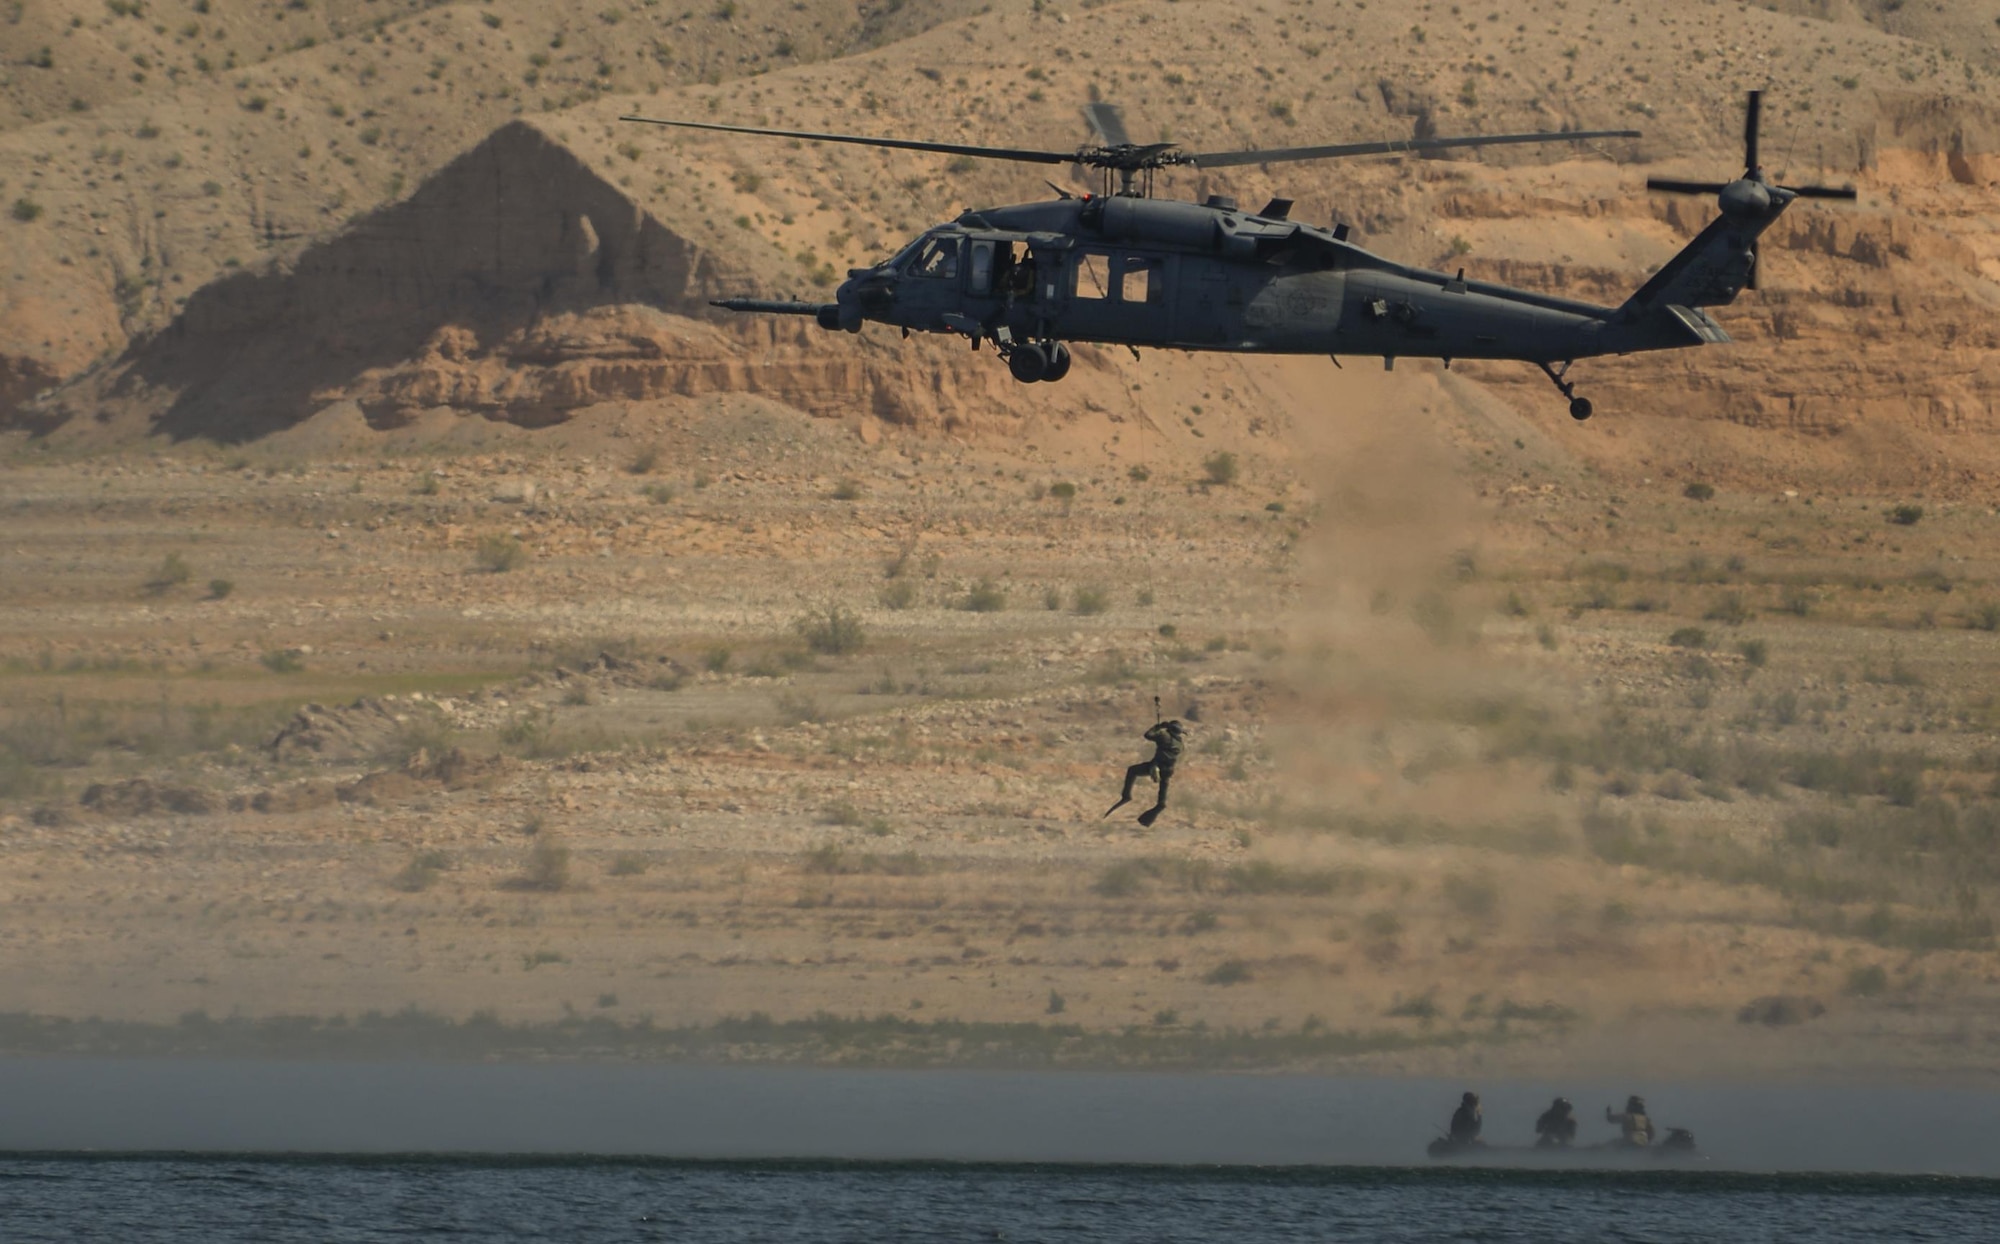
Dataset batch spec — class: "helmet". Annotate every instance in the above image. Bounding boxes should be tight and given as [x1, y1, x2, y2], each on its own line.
[1553, 1097, 1572, 1112]
[1164, 720, 1184, 733]
[1461, 1091, 1479, 1105]
[1627, 1095, 1646, 1113]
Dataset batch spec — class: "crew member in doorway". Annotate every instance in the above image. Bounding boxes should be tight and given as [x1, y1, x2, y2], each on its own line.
[1103, 719, 1185, 827]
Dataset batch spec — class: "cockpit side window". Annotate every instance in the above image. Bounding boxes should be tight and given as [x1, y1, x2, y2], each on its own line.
[911, 236, 960, 280]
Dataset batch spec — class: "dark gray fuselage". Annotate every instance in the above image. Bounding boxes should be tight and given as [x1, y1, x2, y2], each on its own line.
[838, 195, 1725, 365]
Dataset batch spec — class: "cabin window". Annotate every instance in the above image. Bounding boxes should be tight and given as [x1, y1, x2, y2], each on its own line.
[911, 236, 960, 279]
[968, 240, 995, 295]
[1118, 256, 1163, 304]
[1073, 251, 1112, 300]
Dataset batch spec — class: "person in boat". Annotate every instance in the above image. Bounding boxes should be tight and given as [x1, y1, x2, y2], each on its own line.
[1534, 1096, 1578, 1148]
[1605, 1095, 1655, 1147]
[1103, 719, 1185, 827]
[1448, 1091, 1484, 1145]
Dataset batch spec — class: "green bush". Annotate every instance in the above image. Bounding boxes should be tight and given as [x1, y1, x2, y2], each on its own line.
[11, 198, 44, 223]
[260, 648, 305, 674]
[1889, 504, 1924, 526]
[207, 578, 234, 600]
[831, 478, 864, 501]
[703, 647, 732, 672]
[1071, 585, 1110, 615]
[1682, 481, 1715, 501]
[627, 444, 661, 474]
[1202, 451, 1239, 486]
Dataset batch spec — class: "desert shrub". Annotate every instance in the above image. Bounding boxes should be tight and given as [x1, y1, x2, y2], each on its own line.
[1045, 990, 1066, 1015]
[260, 648, 305, 674]
[821, 800, 864, 827]
[207, 578, 234, 600]
[627, 444, 661, 474]
[1049, 481, 1077, 502]
[375, 712, 455, 766]
[703, 647, 731, 672]
[1668, 626, 1709, 649]
[1202, 451, 1239, 486]
[1737, 995, 1825, 1027]
[1384, 990, 1440, 1021]
[1043, 586, 1062, 611]
[831, 478, 864, 501]
[145, 552, 193, 593]
[498, 708, 555, 757]
[960, 577, 1006, 612]
[1682, 481, 1715, 501]
[803, 843, 924, 875]
[1889, 504, 1924, 526]
[797, 604, 865, 655]
[1738, 638, 1769, 668]
[1970, 603, 2000, 632]
[1127, 464, 1151, 483]
[391, 849, 451, 892]
[1844, 963, 1889, 997]
[609, 854, 648, 876]
[1704, 593, 1751, 625]
[1442, 872, 1500, 920]
[511, 838, 571, 891]
[1071, 585, 1110, 615]
[772, 692, 824, 724]
[474, 533, 526, 573]
[12, 198, 44, 222]
[879, 579, 917, 610]
[642, 483, 676, 504]
[414, 472, 441, 496]
[1203, 958, 1252, 985]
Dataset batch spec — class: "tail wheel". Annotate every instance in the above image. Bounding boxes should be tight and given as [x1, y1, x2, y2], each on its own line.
[1043, 342, 1072, 383]
[1008, 343, 1049, 383]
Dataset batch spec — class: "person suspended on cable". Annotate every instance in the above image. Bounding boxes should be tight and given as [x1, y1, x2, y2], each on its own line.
[1103, 715, 1185, 827]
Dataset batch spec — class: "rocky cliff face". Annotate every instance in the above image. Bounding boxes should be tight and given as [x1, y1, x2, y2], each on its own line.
[35, 123, 726, 441]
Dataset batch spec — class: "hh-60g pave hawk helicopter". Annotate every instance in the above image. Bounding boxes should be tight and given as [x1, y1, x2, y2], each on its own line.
[622, 91, 1852, 420]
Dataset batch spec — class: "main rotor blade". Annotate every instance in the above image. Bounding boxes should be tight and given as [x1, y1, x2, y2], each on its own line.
[1744, 89, 1762, 174]
[1783, 183, 1858, 200]
[1190, 128, 1641, 168]
[1645, 178, 1730, 195]
[1082, 102, 1132, 148]
[619, 115, 1074, 166]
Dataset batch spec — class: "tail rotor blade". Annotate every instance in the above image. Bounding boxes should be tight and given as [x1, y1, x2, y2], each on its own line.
[1646, 178, 1730, 195]
[1744, 89, 1762, 175]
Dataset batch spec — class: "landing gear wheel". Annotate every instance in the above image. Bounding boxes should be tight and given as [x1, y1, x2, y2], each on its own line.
[1043, 342, 1072, 383]
[1008, 343, 1049, 384]
[1538, 359, 1594, 422]
[1569, 397, 1594, 421]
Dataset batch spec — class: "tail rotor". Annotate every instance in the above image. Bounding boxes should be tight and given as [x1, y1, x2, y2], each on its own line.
[1644, 90, 1856, 291]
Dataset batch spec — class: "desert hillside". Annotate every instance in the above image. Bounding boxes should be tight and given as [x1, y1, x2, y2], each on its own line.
[6, 2, 2000, 1079]
[4, 0, 2000, 483]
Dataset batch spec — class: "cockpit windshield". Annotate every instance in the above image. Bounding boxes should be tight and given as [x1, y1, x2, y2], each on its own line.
[901, 234, 960, 280]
